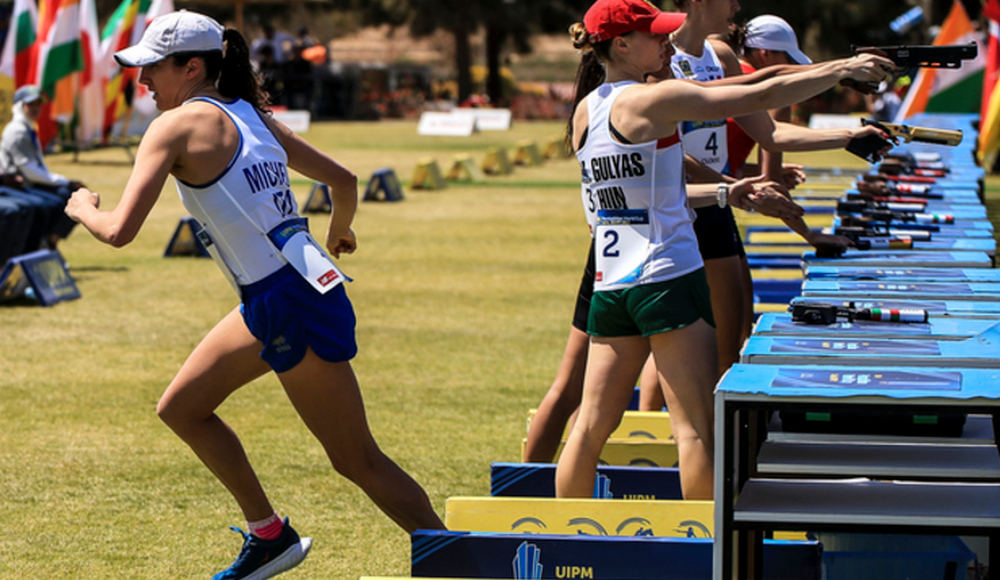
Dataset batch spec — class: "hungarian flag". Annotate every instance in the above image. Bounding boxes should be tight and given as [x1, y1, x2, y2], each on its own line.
[0, 0, 39, 87]
[893, 1, 985, 122]
[100, 0, 151, 140]
[33, 0, 85, 148]
[77, 0, 104, 143]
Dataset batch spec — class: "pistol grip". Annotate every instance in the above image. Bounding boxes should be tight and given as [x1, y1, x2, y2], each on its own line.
[839, 78, 879, 94]
[846, 133, 892, 163]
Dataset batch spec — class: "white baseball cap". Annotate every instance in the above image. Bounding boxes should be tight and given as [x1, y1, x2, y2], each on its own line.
[13, 85, 44, 104]
[744, 15, 812, 65]
[115, 10, 223, 68]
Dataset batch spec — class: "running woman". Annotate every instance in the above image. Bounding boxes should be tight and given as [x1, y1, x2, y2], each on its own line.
[66, 11, 445, 580]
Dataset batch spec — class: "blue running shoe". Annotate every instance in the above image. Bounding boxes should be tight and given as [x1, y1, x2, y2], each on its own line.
[212, 518, 312, 580]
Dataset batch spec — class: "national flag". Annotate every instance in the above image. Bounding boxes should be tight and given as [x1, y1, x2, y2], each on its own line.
[980, 0, 1000, 121]
[77, 0, 104, 143]
[893, 1, 985, 123]
[34, 0, 85, 148]
[0, 0, 39, 87]
[100, 0, 151, 140]
[978, 0, 1000, 166]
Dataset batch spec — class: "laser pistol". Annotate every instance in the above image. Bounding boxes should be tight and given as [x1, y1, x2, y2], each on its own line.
[790, 302, 928, 325]
[842, 43, 978, 94]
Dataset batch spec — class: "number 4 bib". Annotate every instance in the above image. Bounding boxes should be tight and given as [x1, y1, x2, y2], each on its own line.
[595, 209, 649, 291]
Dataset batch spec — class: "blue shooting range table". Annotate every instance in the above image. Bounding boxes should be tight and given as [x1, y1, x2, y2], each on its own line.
[752, 313, 1000, 341]
[751, 250, 994, 271]
[789, 296, 1000, 319]
[832, 215, 994, 231]
[801, 280, 1000, 301]
[747, 237, 996, 253]
[713, 364, 1000, 580]
[801, 250, 993, 269]
[804, 266, 1000, 281]
[740, 326, 1000, 368]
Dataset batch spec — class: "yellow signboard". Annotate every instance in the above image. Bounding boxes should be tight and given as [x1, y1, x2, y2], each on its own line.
[445, 496, 713, 538]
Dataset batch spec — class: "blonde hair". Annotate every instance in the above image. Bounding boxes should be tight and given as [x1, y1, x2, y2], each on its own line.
[569, 22, 595, 53]
[565, 21, 613, 149]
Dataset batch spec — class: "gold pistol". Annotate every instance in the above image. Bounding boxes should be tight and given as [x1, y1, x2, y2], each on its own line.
[862, 119, 963, 146]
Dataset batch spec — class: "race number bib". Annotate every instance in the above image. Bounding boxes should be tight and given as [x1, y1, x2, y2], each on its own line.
[594, 209, 649, 290]
[268, 218, 349, 294]
[680, 120, 729, 174]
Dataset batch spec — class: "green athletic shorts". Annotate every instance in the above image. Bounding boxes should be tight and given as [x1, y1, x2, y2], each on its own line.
[587, 268, 715, 337]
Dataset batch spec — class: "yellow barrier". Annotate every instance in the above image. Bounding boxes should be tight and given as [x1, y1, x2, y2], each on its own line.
[543, 136, 572, 160]
[751, 268, 804, 281]
[753, 302, 793, 315]
[411, 158, 447, 190]
[744, 231, 811, 246]
[513, 140, 544, 166]
[733, 209, 834, 235]
[744, 245, 815, 256]
[446, 154, 485, 182]
[446, 496, 714, 537]
[526, 409, 673, 441]
[482, 147, 514, 175]
[521, 438, 678, 467]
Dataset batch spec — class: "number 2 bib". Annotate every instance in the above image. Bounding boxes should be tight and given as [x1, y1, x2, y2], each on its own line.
[594, 209, 650, 291]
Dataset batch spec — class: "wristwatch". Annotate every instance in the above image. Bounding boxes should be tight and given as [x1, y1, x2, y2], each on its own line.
[716, 183, 729, 208]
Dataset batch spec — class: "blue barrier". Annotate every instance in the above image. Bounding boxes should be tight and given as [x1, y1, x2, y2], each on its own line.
[411, 530, 821, 580]
[490, 463, 682, 500]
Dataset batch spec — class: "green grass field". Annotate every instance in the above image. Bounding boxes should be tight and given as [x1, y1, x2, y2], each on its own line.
[1, 119, 997, 579]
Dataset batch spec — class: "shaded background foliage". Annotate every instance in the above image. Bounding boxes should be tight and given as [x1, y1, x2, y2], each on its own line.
[78, 0, 987, 105]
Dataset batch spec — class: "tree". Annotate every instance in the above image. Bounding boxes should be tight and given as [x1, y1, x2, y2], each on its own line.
[726, 0, 930, 58]
[479, 0, 591, 103]
[352, 0, 484, 102]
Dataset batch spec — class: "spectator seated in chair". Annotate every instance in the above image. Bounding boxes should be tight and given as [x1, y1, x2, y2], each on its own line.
[0, 85, 83, 249]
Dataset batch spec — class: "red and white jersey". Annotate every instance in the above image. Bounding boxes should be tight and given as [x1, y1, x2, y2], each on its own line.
[670, 41, 733, 175]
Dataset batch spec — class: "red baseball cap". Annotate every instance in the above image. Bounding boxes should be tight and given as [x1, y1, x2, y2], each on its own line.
[584, 0, 686, 43]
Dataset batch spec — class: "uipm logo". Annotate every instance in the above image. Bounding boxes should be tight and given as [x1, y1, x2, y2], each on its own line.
[513, 541, 543, 579]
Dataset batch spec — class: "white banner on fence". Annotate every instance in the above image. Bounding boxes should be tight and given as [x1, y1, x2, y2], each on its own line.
[807, 113, 863, 131]
[417, 111, 478, 136]
[273, 110, 312, 133]
[451, 108, 512, 131]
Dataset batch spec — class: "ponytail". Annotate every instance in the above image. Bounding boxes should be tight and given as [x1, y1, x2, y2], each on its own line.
[565, 22, 611, 150]
[726, 22, 747, 55]
[170, 28, 272, 112]
[218, 29, 271, 112]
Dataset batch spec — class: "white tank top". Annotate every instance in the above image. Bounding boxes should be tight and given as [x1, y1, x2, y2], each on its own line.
[576, 82, 703, 292]
[670, 41, 732, 175]
[175, 97, 298, 286]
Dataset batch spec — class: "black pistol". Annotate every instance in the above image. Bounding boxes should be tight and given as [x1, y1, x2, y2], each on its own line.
[843, 43, 978, 94]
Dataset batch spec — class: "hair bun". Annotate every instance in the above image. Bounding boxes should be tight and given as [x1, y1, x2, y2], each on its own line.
[569, 22, 593, 52]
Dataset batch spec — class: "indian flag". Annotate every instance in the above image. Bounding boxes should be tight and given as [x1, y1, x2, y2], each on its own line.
[34, 0, 85, 147]
[893, 1, 985, 123]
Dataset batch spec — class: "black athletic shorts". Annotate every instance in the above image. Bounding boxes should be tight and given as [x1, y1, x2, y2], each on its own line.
[571, 239, 596, 332]
[693, 205, 745, 260]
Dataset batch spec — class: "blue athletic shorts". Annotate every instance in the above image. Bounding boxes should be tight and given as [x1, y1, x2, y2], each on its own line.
[240, 264, 358, 373]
